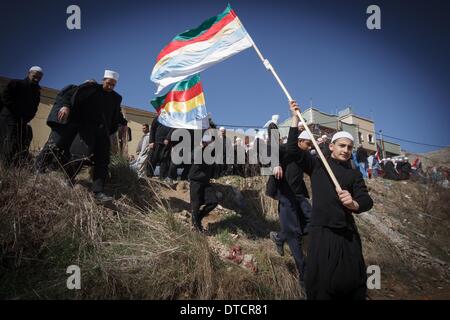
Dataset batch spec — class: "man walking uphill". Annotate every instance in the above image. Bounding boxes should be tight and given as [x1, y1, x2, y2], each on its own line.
[286, 101, 373, 300]
[67, 70, 127, 202]
[34, 80, 97, 174]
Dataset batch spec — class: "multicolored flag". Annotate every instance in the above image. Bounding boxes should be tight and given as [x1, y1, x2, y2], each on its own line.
[151, 4, 253, 94]
[150, 74, 208, 129]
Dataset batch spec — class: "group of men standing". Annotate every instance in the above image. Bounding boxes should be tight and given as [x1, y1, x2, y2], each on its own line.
[1, 67, 375, 300]
[0, 67, 128, 202]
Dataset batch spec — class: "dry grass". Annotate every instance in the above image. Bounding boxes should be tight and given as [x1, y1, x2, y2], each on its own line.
[0, 159, 301, 300]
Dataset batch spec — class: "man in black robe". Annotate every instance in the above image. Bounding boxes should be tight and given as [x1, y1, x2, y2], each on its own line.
[34, 80, 97, 173]
[188, 134, 218, 232]
[281, 101, 373, 300]
[66, 70, 127, 202]
[268, 129, 313, 294]
[0, 66, 43, 166]
[147, 116, 177, 182]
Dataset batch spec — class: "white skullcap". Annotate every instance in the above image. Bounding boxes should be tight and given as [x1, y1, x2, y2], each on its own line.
[298, 131, 312, 140]
[219, 127, 225, 131]
[202, 134, 212, 143]
[321, 135, 328, 139]
[263, 114, 280, 128]
[29, 66, 43, 73]
[104, 70, 119, 81]
[236, 137, 242, 142]
[331, 131, 354, 143]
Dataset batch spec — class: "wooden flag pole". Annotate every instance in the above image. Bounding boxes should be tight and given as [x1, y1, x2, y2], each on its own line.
[239, 22, 343, 192]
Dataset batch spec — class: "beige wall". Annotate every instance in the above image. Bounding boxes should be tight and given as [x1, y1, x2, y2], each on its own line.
[340, 114, 376, 152]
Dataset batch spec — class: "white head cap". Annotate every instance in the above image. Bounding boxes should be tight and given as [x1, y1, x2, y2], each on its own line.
[219, 127, 225, 132]
[272, 114, 279, 124]
[104, 70, 119, 81]
[29, 66, 43, 73]
[331, 131, 354, 143]
[321, 135, 328, 139]
[202, 134, 212, 143]
[298, 131, 312, 141]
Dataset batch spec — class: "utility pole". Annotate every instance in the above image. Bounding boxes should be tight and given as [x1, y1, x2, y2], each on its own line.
[379, 129, 386, 159]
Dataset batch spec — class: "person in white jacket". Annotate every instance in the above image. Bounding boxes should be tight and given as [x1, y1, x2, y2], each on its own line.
[131, 124, 150, 176]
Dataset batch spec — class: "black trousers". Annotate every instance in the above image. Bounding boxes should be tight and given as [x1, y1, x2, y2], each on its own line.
[305, 226, 367, 300]
[65, 125, 111, 193]
[276, 191, 310, 282]
[0, 109, 31, 166]
[148, 143, 177, 179]
[190, 181, 218, 223]
[35, 124, 78, 172]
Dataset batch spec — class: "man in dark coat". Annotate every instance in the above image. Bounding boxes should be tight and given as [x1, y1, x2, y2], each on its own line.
[216, 127, 233, 177]
[0, 66, 43, 166]
[283, 101, 373, 300]
[34, 80, 97, 173]
[382, 159, 399, 180]
[66, 70, 127, 202]
[147, 116, 178, 182]
[268, 129, 313, 293]
[188, 134, 218, 232]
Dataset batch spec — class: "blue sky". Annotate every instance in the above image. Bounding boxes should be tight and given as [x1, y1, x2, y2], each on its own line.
[0, 0, 449, 153]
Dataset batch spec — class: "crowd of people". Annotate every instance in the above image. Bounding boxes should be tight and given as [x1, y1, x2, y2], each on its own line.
[0, 67, 127, 202]
[1, 67, 446, 300]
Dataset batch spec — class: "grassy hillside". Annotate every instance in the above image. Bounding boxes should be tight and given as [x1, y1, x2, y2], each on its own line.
[0, 156, 449, 299]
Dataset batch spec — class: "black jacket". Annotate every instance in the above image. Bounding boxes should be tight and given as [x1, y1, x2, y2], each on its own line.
[71, 83, 127, 135]
[1, 78, 40, 123]
[383, 161, 399, 180]
[46, 84, 78, 127]
[356, 146, 368, 163]
[188, 146, 216, 183]
[266, 141, 310, 199]
[286, 127, 373, 229]
[149, 116, 173, 144]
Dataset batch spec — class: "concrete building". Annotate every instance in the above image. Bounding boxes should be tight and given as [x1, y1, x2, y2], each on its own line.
[0, 76, 156, 158]
[338, 107, 376, 153]
[278, 106, 400, 156]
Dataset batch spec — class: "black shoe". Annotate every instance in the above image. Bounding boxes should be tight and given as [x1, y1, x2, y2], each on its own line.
[270, 231, 284, 256]
[191, 215, 204, 233]
[94, 192, 113, 203]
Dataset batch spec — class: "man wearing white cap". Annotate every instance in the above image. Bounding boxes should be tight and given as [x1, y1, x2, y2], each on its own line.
[0, 66, 43, 166]
[188, 133, 218, 232]
[217, 126, 232, 177]
[279, 101, 373, 300]
[267, 127, 313, 293]
[66, 70, 127, 202]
